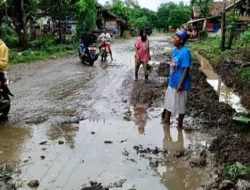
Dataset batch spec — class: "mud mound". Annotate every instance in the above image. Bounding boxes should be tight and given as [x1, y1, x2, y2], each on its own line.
[209, 133, 250, 165]
[130, 80, 165, 107]
[188, 61, 235, 128]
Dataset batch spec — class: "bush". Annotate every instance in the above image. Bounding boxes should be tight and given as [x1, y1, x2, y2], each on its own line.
[240, 28, 250, 45]
[198, 30, 208, 40]
[223, 162, 250, 181]
[29, 35, 55, 49]
[0, 23, 18, 47]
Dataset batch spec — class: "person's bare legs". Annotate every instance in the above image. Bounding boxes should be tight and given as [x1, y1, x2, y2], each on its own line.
[143, 63, 149, 80]
[162, 110, 171, 124]
[109, 49, 113, 61]
[135, 61, 141, 81]
[177, 114, 185, 129]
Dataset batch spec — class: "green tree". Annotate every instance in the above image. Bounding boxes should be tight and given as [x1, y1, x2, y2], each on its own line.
[168, 4, 192, 29]
[191, 0, 212, 18]
[156, 2, 191, 31]
[39, 0, 72, 43]
[5, 0, 39, 48]
[111, 0, 129, 20]
[75, 0, 97, 35]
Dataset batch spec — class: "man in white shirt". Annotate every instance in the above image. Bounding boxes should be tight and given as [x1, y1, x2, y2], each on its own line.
[98, 29, 113, 60]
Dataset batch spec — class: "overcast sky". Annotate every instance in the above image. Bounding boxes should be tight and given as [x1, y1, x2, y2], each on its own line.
[98, 0, 191, 11]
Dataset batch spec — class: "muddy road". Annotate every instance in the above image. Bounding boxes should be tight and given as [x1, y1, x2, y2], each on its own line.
[0, 36, 221, 190]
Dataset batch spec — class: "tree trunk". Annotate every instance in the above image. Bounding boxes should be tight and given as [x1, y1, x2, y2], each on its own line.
[221, 0, 226, 51]
[18, 29, 28, 49]
[17, 0, 28, 49]
[58, 20, 63, 43]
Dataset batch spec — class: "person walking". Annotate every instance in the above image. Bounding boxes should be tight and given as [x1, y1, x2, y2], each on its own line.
[134, 29, 151, 81]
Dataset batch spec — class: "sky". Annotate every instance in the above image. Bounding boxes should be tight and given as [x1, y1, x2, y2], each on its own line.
[98, 0, 191, 11]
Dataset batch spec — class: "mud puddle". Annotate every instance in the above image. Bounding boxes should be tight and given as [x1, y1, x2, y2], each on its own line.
[195, 52, 248, 114]
[0, 109, 210, 190]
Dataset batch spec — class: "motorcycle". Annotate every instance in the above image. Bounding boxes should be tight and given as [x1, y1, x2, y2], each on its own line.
[79, 44, 99, 66]
[0, 72, 13, 121]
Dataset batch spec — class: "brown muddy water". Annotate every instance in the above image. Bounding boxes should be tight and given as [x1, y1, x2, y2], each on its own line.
[0, 36, 213, 190]
[0, 117, 210, 190]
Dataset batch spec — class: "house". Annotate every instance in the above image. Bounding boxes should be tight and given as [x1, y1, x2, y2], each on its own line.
[192, 1, 224, 19]
[188, 0, 249, 34]
[96, 4, 127, 37]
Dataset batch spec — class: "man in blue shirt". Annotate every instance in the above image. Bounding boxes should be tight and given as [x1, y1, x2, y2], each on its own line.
[162, 31, 191, 128]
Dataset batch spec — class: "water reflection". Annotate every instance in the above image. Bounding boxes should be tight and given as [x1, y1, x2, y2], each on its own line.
[162, 123, 184, 155]
[46, 124, 79, 149]
[158, 123, 206, 190]
[132, 104, 148, 135]
[0, 124, 30, 164]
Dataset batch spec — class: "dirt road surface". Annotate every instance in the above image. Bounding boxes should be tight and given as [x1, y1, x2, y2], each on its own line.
[0, 36, 213, 190]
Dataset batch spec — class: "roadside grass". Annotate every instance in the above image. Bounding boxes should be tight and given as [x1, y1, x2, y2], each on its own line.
[10, 43, 77, 64]
[191, 36, 250, 81]
[239, 68, 250, 81]
[223, 162, 250, 181]
[191, 37, 222, 62]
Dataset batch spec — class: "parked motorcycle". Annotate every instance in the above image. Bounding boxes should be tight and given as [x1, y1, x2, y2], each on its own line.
[79, 44, 99, 66]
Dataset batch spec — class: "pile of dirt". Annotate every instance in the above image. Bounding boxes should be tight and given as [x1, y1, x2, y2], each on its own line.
[209, 133, 250, 165]
[129, 79, 165, 107]
[187, 60, 235, 129]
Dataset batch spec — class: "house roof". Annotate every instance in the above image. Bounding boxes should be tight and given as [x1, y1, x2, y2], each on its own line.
[225, 0, 242, 12]
[96, 3, 127, 25]
[210, 1, 224, 16]
[187, 15, 221, 24]
[188, 0, 245, 24]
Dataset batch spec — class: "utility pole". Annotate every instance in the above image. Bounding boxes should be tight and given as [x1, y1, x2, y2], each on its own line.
[221, 0, 226, 51]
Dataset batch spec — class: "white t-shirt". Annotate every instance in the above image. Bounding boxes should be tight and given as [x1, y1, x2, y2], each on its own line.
[99, 33, 111, 43]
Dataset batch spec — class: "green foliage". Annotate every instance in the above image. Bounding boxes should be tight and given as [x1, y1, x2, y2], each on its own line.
[191, 36, 221, 61]
[223, 162, 250, 181]
[39, 0, 71, 20]
[240, 28, 250, 46]
[0, 21, 18, 47]
[156, 2, 192, 30]
[112, 0, 129, 20]
[199, 30, 208, 40]
[75, 0, 96, 35]
[239, 68, 250, 81]
[29, 35, 55, 49]
[191, 0, 213, 17]
[10, 43, 77, 64]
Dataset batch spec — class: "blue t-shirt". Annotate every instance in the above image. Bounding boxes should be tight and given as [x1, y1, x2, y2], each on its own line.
[168, 47, 192, 91]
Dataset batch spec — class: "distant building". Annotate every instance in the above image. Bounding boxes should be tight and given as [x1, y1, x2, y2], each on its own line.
[96, 4, 127, 37]
[188, 0, 250, 36]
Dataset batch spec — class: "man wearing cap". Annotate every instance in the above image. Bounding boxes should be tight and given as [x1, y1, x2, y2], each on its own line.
[162, 31, 191, 129]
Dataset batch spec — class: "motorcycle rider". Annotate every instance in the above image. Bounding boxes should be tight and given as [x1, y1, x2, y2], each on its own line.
[0, 72, 12, 121]
[0, 38, 12, 121]
[98, 29, 113, 61]
[79, 32, 98, 63]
